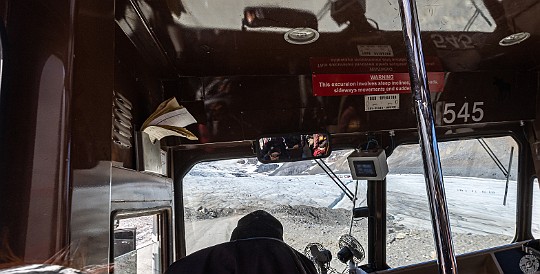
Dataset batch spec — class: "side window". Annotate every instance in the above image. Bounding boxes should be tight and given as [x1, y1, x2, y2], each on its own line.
[113, 213, 164, 274]
[386, 136, 518, 267]
[533, 178, 540, 238]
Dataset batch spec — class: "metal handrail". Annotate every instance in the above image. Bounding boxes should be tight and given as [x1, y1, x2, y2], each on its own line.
[397, 1, 458, 273]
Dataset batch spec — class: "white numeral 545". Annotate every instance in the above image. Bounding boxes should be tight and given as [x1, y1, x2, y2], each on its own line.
[443, 102, 484, 124]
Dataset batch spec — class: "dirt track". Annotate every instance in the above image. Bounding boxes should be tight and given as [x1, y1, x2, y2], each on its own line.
[184, 205, 512, 270]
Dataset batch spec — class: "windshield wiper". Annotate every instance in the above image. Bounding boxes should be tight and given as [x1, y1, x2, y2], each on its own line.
[464, 0, 493, 31]
[315, 159, 355, 201]
[477, 138, 514, 205]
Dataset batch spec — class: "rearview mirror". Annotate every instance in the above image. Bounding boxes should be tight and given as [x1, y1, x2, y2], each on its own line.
[242, 7, 318, 30]
[256, 133, 331, 163]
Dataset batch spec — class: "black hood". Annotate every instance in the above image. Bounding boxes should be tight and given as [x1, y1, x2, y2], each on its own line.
[230, 210, 284, 241]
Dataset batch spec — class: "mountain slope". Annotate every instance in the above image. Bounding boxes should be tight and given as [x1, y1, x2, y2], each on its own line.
[188, 136, 518, 180]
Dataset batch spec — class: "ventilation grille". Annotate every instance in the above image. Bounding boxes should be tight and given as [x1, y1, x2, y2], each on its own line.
[112, 91, 133, 148]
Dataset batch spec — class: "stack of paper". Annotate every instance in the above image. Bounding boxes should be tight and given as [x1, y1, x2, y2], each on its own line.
[141, 97, 198, 143]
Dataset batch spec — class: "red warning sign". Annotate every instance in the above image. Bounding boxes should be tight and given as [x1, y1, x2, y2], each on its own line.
[310, 57, 445, 96]
[312, 72, 445, 96]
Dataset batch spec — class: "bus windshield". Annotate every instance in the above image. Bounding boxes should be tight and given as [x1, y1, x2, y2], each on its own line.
[183, 136, 526, 270]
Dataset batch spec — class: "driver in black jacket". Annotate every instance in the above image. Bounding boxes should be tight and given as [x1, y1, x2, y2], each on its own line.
[165, 210, 318, 274]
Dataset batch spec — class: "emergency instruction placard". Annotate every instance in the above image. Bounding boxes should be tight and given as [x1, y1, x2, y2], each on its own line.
[312, 73, 444, 96]
[310, 57, 445, 96]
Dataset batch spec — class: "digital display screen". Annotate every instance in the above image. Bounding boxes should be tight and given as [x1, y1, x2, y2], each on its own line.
[353, 161, 377, 177]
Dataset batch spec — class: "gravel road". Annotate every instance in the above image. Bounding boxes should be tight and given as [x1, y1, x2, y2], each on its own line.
[184, 204, 512, 270]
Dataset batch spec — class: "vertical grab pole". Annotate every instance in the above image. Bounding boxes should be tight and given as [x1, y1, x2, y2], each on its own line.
[397, 1, 458, 274]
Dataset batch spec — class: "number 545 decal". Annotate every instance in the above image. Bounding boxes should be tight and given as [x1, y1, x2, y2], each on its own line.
[440, 102, 485, 124]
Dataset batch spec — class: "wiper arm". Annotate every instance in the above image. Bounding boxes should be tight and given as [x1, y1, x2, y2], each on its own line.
[477, 138, 514, 205]
[315, 159, 355, 201]
[464, 0, 493, 31]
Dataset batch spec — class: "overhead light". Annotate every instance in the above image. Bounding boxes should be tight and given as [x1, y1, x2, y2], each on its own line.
[499, 32, 530, 46]
[284, 28, 319, 45]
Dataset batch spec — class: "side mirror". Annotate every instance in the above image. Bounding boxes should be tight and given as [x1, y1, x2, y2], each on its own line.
[256, 133, 331, 163]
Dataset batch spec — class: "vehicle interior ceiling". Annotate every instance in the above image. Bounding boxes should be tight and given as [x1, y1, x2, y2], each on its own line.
[116, 0, 540, 268]
[116, 0, 540, 164]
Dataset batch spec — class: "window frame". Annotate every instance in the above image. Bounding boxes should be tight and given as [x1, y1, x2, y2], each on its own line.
[110, 208, 173, 274]
[383, 132, 535, 270]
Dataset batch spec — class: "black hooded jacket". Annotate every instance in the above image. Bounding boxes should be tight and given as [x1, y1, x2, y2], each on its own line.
[165, 210, 318, 274]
